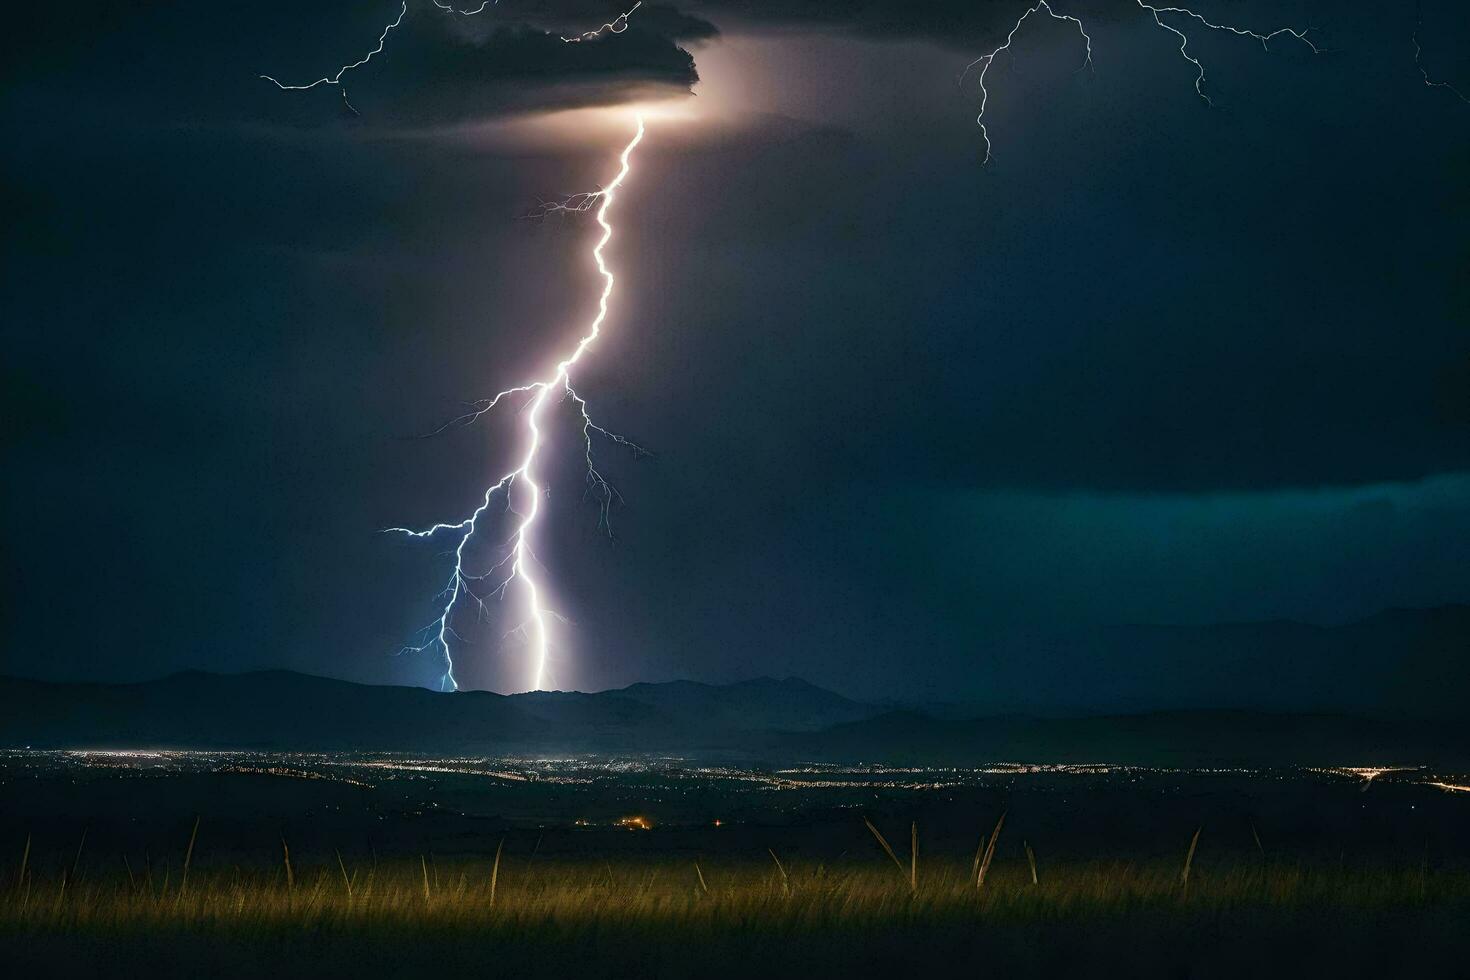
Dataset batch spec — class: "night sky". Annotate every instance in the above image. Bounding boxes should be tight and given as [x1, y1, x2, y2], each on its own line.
[4, 1, 1467, 702]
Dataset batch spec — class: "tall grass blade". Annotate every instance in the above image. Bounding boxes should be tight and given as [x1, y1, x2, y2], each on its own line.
[336, 849, 353, 897]
[1024, 840, 1038, 885]
[694, 860, 709, 895]
[180, 815, 200, 895]
[977, 811, 1006, 891]
[490, 839, 504, 908]
[1180, 826, 1202, 900]
[910, 822, 918, 893]
[17, 834, 29, 894]
[281, 837, 294, 891]
[862, 817, 907, 886]
[767, 848, 789, 896]
[421, 855, 431, 902]
[69, 828, 88, 886]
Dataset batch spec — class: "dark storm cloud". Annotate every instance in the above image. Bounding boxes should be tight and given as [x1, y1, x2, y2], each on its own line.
[3, 1, 712, 127]
[695, 0, 1028, 41]
[652, 0, 1470, 494]
[521, 1, 720, 42]
[690, 0, 1133, 47]
[329, 15, 702, 124]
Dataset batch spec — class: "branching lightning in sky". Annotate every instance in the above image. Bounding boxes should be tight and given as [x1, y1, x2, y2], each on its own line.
[523, 187, 612, 220]
[1414, 17, 1470, 105]
[385, 116, 647, 693]
[257, 0, 1458, 697]
[258, 3, 655, 694]
[433, 0, 496, 15]
[560, 1, 642, 43]
[1131, 2, 1319, 104]
[963, 2, 1093, 164]
[259, 2, 407, 100]
[967, 1, 1319, 162]
[259, 1, 643, 114]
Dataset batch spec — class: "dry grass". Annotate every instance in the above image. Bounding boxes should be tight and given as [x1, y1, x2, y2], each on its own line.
[4, 854, 1464, 927]
[2, 854, 1467, 978]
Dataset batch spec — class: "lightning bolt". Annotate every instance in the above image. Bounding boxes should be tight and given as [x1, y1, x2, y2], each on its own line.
[260, 0, 1358, 695]
[433, 0, 496, 15]
[1131, 2, 1319, 105]
[258, 1, 407, 97]
[963, 2, 1094, 165]
[260, 1, 643, 114]
[967, 1, 1319, 162]
[386, 115, 647, 693]
[257, 3, 654, 694]
[1414, 13, 1470, 104]
[561, 1, 642, 43]
[523, 187, 611, 220]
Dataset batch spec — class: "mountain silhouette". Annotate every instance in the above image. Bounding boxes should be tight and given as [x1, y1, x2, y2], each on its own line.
[3, 607, 1464, 765]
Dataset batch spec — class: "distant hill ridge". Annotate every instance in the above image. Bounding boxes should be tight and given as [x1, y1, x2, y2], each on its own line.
[0, 670, 887, 756]
[2, 606, 1464, 764]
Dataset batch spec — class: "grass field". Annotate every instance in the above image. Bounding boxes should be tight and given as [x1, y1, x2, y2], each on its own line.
[3, 851, 1466, 979]
[5, 758, 1467, 977]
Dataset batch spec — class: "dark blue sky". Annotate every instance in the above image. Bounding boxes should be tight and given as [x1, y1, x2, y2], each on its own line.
[3, 1, 1467, 699]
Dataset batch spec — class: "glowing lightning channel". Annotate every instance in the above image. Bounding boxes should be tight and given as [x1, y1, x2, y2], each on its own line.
[433, 0, 496, 15]
[1131, 2, 1319, 105]
[561, 2, 642, 43]
[523, 187, 611, 220]
[967, 1, 1319, 162]
[386, 115, 647, 693]
[259, 2, 407, 94]
[260, 1, 645, 115]
[963, 1, 1093, 165]
[1414, 17, 1470, 104]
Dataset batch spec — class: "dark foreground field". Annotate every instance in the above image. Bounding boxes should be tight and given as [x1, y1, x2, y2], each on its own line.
[2, 753, 1468, 978]
[4, 859, 1468, 979]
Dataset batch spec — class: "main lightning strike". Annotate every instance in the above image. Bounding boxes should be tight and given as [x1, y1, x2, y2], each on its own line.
[968, 0, 1319, 162]
[258, 3, 653, 693]
[386, 116, 647, 693]
[264, 0, 1362, 695]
